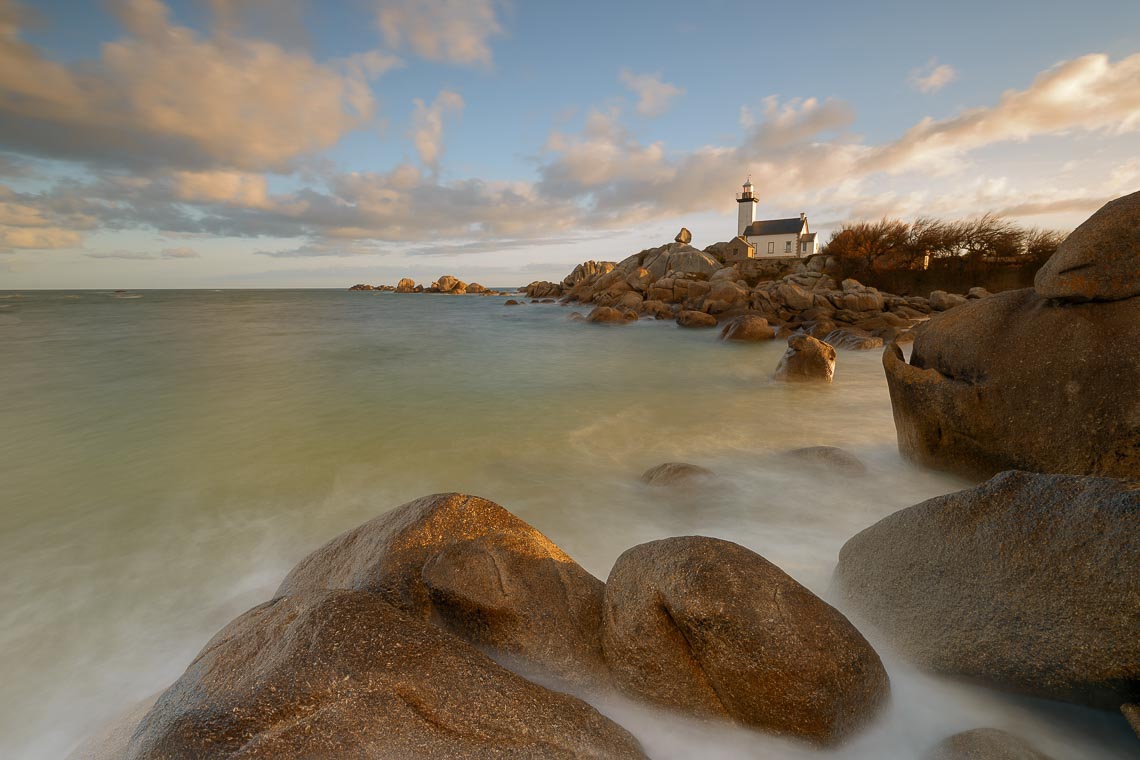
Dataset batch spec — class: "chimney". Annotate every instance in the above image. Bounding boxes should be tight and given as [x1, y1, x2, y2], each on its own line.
[800, 212, 806, 221]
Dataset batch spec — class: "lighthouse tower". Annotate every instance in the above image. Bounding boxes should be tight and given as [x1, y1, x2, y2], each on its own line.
[736, 177, 758, 236]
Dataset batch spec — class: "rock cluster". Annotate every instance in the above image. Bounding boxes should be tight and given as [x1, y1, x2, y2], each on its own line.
[117, 493, 890, 757]
[552, 240, 949, 346]
[885, 192, 1140, 479]
[349, 276, 508, 296]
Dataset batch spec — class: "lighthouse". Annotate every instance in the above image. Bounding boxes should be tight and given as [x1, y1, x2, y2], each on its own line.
[736, 177, 758, 236]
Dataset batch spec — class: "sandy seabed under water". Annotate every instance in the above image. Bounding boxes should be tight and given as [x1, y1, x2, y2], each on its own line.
[0, 289, 1133, 759]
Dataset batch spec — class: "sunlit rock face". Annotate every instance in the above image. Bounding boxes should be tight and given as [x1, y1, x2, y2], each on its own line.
[276, 493, 609, 689]
[602, 536, 890, 746]
[835, 471, 1140, 711]
[884, 192, 1140, 479]
[884, 290, 1140, 478]
[1034, 190, 1140, 302]
[127, 590, 646, 760]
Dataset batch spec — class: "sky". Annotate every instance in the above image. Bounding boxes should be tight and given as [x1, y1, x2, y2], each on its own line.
[1, 0, 1139, 289]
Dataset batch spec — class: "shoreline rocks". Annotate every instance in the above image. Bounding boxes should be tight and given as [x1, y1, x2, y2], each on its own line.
[602, 537, 890, 745]
[834, 471, 1139, 710]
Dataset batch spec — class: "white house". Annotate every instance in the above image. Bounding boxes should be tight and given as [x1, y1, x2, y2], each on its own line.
[735, 179, 818, 258]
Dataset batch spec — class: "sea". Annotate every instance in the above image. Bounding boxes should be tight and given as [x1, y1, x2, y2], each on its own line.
[0, 289, 1133, 759]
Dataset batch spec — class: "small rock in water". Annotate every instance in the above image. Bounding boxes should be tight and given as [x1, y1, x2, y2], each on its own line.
[923, 728, 1054, 760]
[676, 309, 717, 328]
[719, 314, 775, 342]
[640, 462, 714, 486]
[773, 334, 836, 383]
[587, 305, 637, 324]
[783, 445, 867, 476]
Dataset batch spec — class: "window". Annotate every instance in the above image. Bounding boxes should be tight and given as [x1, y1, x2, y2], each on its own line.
[767, 242, 775, 254]
[801, 242, 808, 252]
[785, 241, 792, 253]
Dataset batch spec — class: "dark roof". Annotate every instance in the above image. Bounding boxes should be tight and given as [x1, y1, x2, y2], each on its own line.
[801, 232, 817, 241]
[743, 218, 804, 236]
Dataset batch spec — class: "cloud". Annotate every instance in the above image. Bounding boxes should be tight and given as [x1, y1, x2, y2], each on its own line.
[619, 69, 684, 117]
[409, 90, 465, 171]
[0, 0, 399, 172]
[909, 59, 957, 93]
[535, 53, 1140, 226]
[161, 246, 199, 258]
[9, 51, 1140, 259]
[374, 0, 503, 67]
[86, 246, 200, 260]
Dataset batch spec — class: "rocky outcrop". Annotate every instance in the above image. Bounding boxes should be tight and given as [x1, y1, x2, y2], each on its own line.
[587, 306, 637, 324]
[602, 537, 889, 745]
[277, 493, 610, 688]
[128, 590, 645, 760]
[525, 280, 563, 299]
[562, 260, 616, 290]
[640, 462, 714, 486]
[783, 446, 867, 476]
[774, 335, 836, 382]
[432, 275, 466, 293]
[835, 471, 1140, 710]
[466, 282, 487, 293]
[674, 227, 692, 244]
[1034, 190, 1140, 302]
[884, 285, 1140, 479]
[719, 315, 775, 342]
[676, 309, 717, 328]
[395, 277, 417, 293]
[924, 728, 1054, 760]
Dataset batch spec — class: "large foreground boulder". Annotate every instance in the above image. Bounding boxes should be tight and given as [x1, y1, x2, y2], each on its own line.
[128, 591, 645, 760]
[924, 728, 1054, 760]
[883, 287, 1140, 479]
[277, 493, 608, 688]
[886, 193, 1140, 479]
[835, 471, 1139, 710]
[774, 335, 836, 383]
[1034, 190, 1140, 302]
[602, 537, 889, 745]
